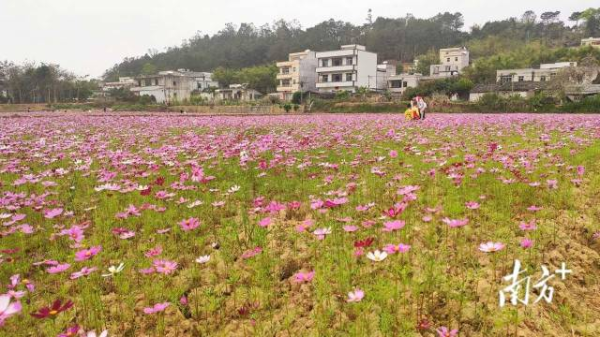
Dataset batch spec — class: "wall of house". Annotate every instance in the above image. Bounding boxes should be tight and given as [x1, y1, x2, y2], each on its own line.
[356, 51, 377, 90]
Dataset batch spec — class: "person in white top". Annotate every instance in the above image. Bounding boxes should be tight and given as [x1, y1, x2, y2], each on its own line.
[416, 96, 427, 120]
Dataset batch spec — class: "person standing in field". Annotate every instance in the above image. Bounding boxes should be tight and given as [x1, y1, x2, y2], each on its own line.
[416, 96, 427, 120]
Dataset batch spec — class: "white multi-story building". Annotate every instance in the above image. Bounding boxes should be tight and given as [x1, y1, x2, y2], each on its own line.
[429, 47, 470, 78]
[131, 69, 218, 103]
[496, 62, 577, 83]
[376, 62, 396, 91]
[276, 50, 318, 101]
[315, 45, 378, 93]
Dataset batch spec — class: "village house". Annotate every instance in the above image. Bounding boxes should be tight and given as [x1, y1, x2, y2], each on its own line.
[496, 62, 578, 83]
[315, 45, 378, 93]
[387, 73, 423, 95]
[130, 69, 217, 104]
[102, 77, 136, 92]
[214, 84, 262, 102]
[429, 47, 470, 78]
[581, 37, 600, 48]
[376, 61, 396, 91]
[276, 50, 318, 101]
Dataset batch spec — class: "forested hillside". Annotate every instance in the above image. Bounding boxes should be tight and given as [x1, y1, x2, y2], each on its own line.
[103, 9, 600, 82]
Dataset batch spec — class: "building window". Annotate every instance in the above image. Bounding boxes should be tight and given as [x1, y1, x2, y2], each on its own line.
[321, 75, 328, 83]
[445, 66, 451, 71]
[138, 80, 142, 86]
[281, 67, 290, 74]
[346, 73, 353, 81]
[403, 81, 408, 88]
[390, 80, 402, 88]
[346, 57, 353, 65]
[455, 57, 458, 61]
[500, 76, 512, 84]
[321, 59, 329, 67]
[144, 79, 151, 86]
[518, 76, 524, 82]
[281, 79, 290, 86]
[173, 81, 177, 86]
[447, 58, 450, 62]
[540, 76, 546, 82]
[332, 58, 342, 66]
[332, 74, 343, 82]
[154, 79, 159, 85]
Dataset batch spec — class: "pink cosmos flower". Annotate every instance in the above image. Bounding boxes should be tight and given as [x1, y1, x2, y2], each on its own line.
[479, 241, 505, 253]
[442, 218, 469, 228]
[179, 217, 200, 231]
[324, 198, 348, 208]
[70, 267, 98, 280]
[389, 150, 398, 158]
[241, 247, 262, 260]
[547, 179, 558, 189]
[527, 205, 542, 212]
[43, 208, 63, 219]
[313, 227, 332, 240]
[75, 246, 102, 261]
[143, 302, 170, 314]
[47, 263, 71, 274]
[144, 246, 163, 258]
[519, 220, 537, 231]
[60, 225, 85, 243]
[343, 225, 358, 232]
[520, 238, 533, 249]
[258, 217, 272, 228]
[152, 260, 178, 275]
[0, 294, 22, 326]
[293, 271, 315, 283]
[119, 231, 136, 239]
[577, 165, 585, 176]
[436, 326, 458, 337]
[347, 289, 364, 303]
[465, 201, 480, 210]
[382, 220, 405, 232]
[383, 244, 411, 254]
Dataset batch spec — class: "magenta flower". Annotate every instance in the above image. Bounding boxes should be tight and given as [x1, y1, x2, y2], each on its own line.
[144, 246, 163, 258]
[43, 208, 63, 219]
[519, 220, 537, 231]
[179, 217, 200, 231]
[258, 217, 272, 228]
[47, 263, 71, 274]
[70, 267, 98, 280]
[75, 246, 102, 261]
[241, 247, 262, 259]
[520, 238, 533, 249]
[465, 201, 480, 210]
[293, 271, 315, 283]
[442, 218, 469, 228]
[577, 165, 585, 176]
[143, 302, 170, 314]
[0, 294, 22, 326]
[436, 326, 458, 337]
[343, 225, 358, 232]
[527, 205, 542, 212]
[478, 241, 505, 253]
[382, 220, 405, 232]
[152, 260, 178, 275]
[383, 244, 411, 254]
[389, 150, 398, 158]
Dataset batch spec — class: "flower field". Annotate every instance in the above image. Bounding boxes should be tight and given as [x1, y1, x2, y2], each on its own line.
[1, 113, 600, 336]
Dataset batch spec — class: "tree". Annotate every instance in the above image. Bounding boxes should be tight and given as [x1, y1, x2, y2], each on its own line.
[141, 63, 158, 75]
[415, 50, 439, 76]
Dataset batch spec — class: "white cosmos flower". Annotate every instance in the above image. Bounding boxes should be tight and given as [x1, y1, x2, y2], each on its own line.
[136, 185, 149, 191]
[195, 255, 211, 264]
[366, 250, 388, 262]
[102, 263, 125, 277]
[187, 200, 204, 208]
[227, 185, 241, 193]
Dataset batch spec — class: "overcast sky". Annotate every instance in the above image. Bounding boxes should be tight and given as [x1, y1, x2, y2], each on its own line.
[1, 0, 597, 77]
